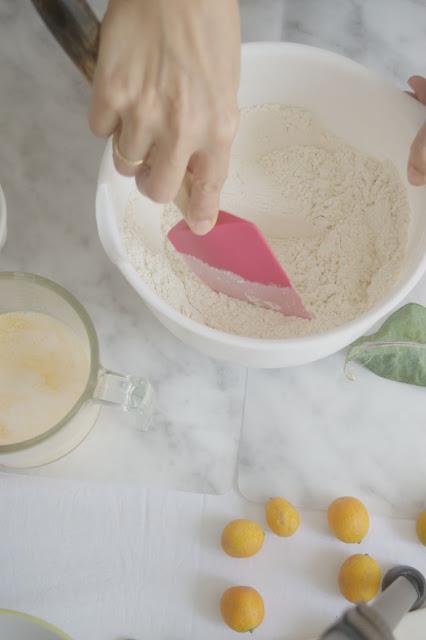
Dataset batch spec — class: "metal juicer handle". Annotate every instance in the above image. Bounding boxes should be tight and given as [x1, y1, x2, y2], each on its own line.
[30, 0, 100, 83]
[320, 565, 426, 640]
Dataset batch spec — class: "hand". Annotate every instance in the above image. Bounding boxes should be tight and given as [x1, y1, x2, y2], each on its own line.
[407, 76, 426, 186]
[89, 0, 241, 235]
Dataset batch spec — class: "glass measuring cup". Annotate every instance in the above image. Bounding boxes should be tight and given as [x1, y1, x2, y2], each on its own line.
[0, 272, 153, 469]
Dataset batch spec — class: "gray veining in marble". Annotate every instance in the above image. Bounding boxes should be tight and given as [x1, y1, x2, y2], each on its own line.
[1, 1, 426, 638]
[1, 0, 425, 496]
[281, 0, 426, 84]
[0, 1, 246, 493]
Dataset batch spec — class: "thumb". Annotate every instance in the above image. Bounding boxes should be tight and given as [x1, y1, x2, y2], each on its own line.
[185, 151, 227, 236]
[408, 76, 426, 104]
[408, 122, 426, 186]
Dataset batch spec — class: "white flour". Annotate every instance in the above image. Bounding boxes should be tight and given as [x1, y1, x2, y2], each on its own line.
[122, 105, 410, 339]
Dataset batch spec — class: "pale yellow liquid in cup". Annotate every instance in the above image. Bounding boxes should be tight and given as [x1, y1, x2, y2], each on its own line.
[0, 312, 90, 446]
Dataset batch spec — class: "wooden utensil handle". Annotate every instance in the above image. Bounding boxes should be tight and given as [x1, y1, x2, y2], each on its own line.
[30, 0, 100, 83]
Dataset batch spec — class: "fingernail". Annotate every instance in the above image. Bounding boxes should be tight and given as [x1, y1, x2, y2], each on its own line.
[190, 219, 214, 235]
[408, 165, 426, 186]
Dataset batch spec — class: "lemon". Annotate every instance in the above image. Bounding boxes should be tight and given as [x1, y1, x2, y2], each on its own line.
[338, 554, 381, 603]
[416, 510, 426, 545]
[221, 519, 265, 558]
[266, 497, 300, 537]
[221, 586, 265, 632]
[327, 497, 369, 543]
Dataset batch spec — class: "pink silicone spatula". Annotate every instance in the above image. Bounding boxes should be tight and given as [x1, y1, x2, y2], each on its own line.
[168, 210, 311, 319]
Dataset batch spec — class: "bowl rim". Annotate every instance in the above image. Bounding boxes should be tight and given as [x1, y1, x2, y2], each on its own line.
[98, 41, 426, 351]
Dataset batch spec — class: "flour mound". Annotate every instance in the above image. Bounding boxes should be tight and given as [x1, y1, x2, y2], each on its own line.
[122, 105, 409, 339]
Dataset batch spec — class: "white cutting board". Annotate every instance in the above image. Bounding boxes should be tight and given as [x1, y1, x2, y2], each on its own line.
[238, 276, 426, 518]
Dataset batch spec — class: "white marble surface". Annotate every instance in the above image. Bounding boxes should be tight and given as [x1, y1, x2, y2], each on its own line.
[0, 0, 246, 495]
[0, 1, 426, 638]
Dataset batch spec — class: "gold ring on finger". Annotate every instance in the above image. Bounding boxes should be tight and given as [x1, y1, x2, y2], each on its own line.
[112, 132, 145, 169]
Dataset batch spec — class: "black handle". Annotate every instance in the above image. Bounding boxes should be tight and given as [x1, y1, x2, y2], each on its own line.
[30, 0, 100, 83]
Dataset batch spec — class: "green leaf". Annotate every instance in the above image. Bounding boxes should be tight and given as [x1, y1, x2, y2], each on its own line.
[345, 303, 426, 386]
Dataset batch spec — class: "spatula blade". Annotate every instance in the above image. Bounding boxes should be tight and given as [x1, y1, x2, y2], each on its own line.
[168, 211, 310, 319]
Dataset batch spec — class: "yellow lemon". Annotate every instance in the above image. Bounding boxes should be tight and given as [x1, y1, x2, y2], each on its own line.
[266, 497, 300, 537]
[338, 554, 381, 603]
[416, 510, 426, 545]
[327, 497, 369, 543]
[221, 519, 265, 558]
[221, 586, 265, 633]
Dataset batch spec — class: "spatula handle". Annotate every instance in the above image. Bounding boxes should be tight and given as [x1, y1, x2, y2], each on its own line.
[30, 0, 100, 83]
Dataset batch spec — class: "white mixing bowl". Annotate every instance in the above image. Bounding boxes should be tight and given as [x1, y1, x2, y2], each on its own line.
[96, 43, 426, 368]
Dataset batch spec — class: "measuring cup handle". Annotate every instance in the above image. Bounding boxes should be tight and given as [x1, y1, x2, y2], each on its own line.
[30, 0, 100, 83]
[94, 368, 154, 432]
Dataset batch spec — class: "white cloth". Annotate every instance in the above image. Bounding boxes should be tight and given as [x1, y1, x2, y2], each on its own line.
[0, 474, 424, 640]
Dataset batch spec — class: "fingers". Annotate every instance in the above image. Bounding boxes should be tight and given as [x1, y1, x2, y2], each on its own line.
[88, 85, 120, 138]
[113, 112, 155, 177]
[135, 139, 190, 203]
[408, 76, 426, 105]
[186, 147, 230, 235]
[88, 56, 121, 137]
[408, 122, 426, 186]
[88, 103, 119, 139]
[182, 107, 238, 235]
[407, 76, 426, 185]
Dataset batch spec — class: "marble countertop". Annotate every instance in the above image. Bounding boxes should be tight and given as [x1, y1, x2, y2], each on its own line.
[0, 1, 425, 638]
